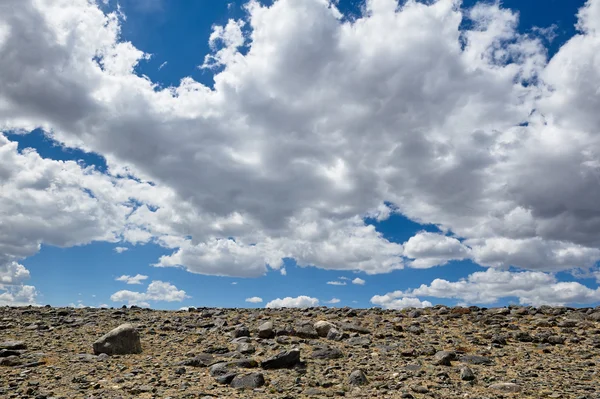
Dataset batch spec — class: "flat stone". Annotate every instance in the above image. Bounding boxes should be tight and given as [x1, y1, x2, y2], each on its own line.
[459, 355, 494, 365]
[0, 341, 26, 350]
[489, 382, 522, 393]
[230, 372, 265, 389]
[261, 349, 300, 369]
[311, 346, 344, 360]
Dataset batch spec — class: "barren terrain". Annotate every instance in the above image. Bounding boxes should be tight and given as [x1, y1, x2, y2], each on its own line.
[2, 304, 600, 398]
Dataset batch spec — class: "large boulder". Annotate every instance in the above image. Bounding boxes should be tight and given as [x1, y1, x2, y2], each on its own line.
[314, 321, 336, 337]
[92, 323, 142, 355]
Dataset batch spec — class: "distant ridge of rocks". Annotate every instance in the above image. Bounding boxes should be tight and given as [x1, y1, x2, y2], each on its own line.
[1, 304, 600, 398]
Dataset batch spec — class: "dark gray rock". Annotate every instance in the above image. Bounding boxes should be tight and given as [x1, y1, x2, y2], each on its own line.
[92, 323, 142, 355]
[433, 351, 455, 366]
[257, 321, 275, 338]
[459, 355, 494, 365]
[515, 331, 533, 342]
[314, 320, 336, 337]
[0, 355, 21, 367]
[346, 336, 371, 347]
[311, 346, 344, 360]
[0, 341, 26, 350]
[233, 326, 250, 338]
[0, 349, 21, 357]
[294, 322, 318, 339]
[348, 369, 368, 386]
[326, 328, 345, 341]
[178, 353, 214, 367]
[236, 342, 256, 354]
[411, 385, 429, 394]
[548, 335, 565, 345]
[230, 372, 265, 389]
[338, 322, 371, 334]
[406, 325, 424, 335]
[460, 367, 475, 381]
[215, 373, 238, 385]
[261, 349, 300, 369]
[209, 359, 258, 377]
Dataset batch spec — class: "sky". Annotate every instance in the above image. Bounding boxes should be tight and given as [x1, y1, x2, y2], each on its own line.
[1, 0, 600, 310]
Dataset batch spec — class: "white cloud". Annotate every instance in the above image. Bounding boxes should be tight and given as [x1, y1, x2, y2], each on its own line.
[0, 262, 30, 285]
[370, 295, 433, 310]
[327, 280, 346, 286]
[110, 280, 188, 306]
[115, 274, 148, 284]
[0, 284, 38, 306]
[265, 295, 319, 308]
[158, 61, 167, 70]
[0, 0, 599, 308]
[352, 277, 365, 285]
[373, 268, 600, 307]
[325, 297, 340, 304]
[403, 232, 470, 268]
[280, 268, 287, 276]
[245, 296, 263, 303]
[114, 246, 128, 253]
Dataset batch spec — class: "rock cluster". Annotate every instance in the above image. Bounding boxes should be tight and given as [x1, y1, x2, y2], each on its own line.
[1, 304, 600, 398]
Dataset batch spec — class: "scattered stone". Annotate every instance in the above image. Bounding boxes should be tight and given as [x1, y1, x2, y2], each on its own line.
[489, 382, 522, 393]
[433, 351, 455, 366]
[314, 320, 336, 337]
[460, 367, 475, 381]
[459, 355, 495, 365]
[326, 328, 345, 341]
[348, 369, 368, 386]
[230, 372, 265, 389]
[411, 385, 430, 394]
[0, 341, 26, 350]
[257, 321, 275, 339]
[178, 353, 214, 367]
[92, 323, 142, 355]
[0, 305, 597, 397]
[0, 355, 21, 366]
[311, 346, 344, 360]
[294, 322, 318, 339]
[548, 335, 566, 345]
[261, 349, 301, 369]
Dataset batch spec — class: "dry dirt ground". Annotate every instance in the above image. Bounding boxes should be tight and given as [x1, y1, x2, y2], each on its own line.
[2, 304, 600, 398]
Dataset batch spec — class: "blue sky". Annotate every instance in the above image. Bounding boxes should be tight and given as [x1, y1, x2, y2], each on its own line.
[1, 0, 600, 310]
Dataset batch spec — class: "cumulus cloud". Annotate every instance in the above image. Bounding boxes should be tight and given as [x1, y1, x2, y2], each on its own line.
[373, 269, 600, 307]
[352, 277, 366, 285]
[245, 296, 263, 303]
[110, 280, 188, 306]
[325, 297, 340, 304]
[0, 0, 599, 305]
[327, 281, 346, 286]
[403, 232, 470, 268]
[265, 295, 319, 308]
[0, 284, 38, 306]
[371, 295, 433, 310]
[115, 274, 148, 284]
[114, 246, 129, 253]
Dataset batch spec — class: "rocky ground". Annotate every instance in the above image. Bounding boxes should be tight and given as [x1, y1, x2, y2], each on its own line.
[2, 305, 600, 398]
